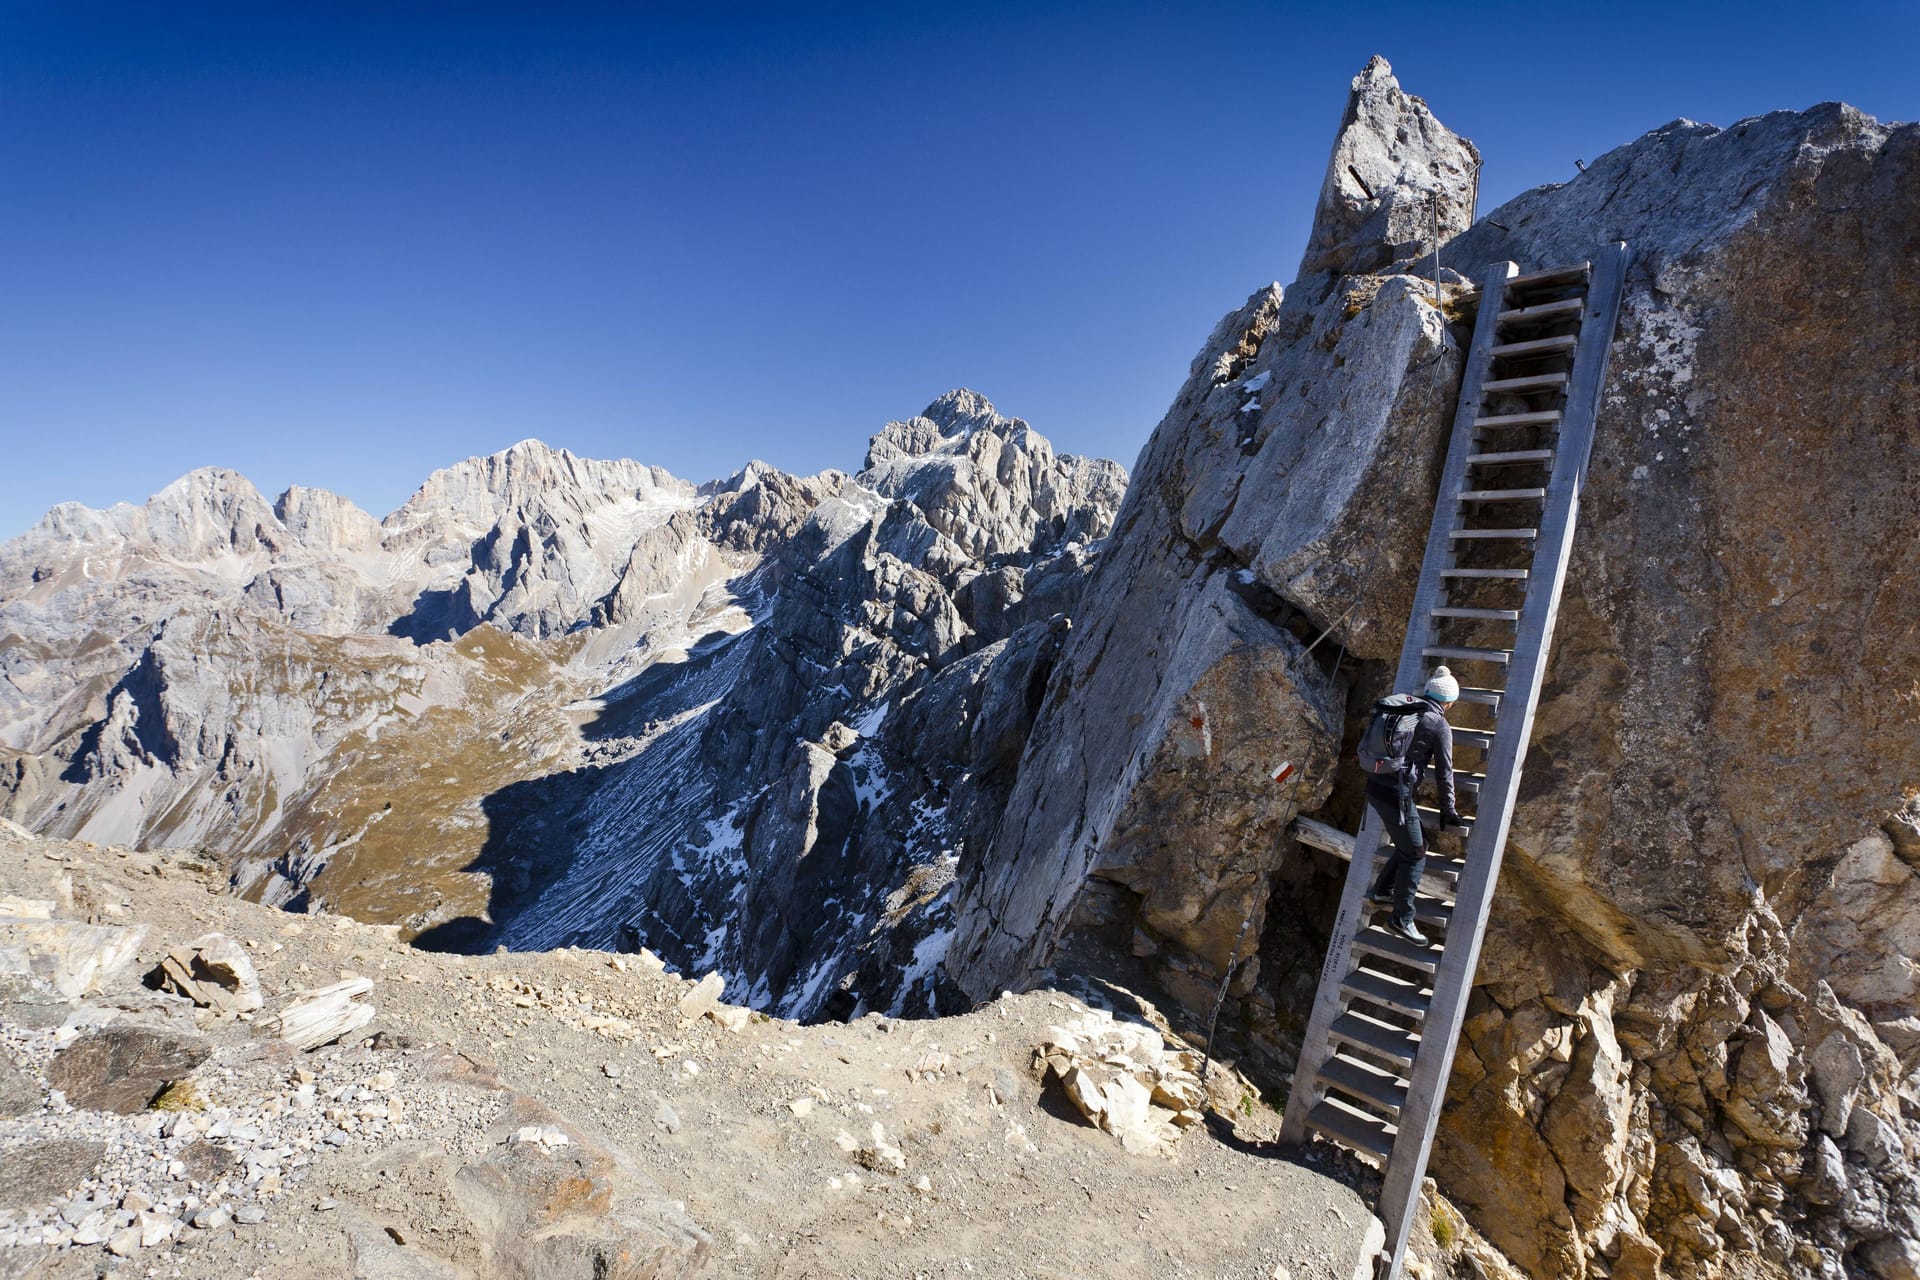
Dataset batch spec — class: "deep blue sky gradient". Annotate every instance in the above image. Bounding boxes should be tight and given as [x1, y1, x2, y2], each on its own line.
[3, 2, 1915, 536]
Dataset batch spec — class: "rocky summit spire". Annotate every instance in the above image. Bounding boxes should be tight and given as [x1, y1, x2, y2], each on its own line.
[1295, 55, 1481, 298]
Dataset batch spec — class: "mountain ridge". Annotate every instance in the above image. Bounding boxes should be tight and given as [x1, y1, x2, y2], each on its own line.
[0, 390, 1129, 1025]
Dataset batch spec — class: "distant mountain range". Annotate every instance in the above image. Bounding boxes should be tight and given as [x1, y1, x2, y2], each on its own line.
[0, 389, 1126, 1018]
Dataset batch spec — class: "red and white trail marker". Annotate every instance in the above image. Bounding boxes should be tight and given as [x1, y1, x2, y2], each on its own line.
[1270, 760, 1296, 785]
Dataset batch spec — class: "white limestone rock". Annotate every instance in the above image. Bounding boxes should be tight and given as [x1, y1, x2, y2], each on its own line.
[0, 913, 148, 999]
[263, 976, 376, 1051]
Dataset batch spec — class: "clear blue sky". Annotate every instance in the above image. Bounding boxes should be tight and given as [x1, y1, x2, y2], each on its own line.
[2, 2, 1914, 537]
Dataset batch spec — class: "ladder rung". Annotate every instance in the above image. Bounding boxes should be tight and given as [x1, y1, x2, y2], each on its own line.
[1457, 488, 1547, 502]
[1452, 728, 1495, 748]
[1450, 527, 1537, 540]
[1467, 448, 1555, 466]
[1307, 1097, 1396, 1162]
[1506, 262, 1591, 290]
[1318, 1052, 1411, 1115]
[1454, 773, 1489, 795]
[1481, 372, 1569, 393]
[1439, 567, 1530, 580]
[1455, 685, 1504, 707]
[1353, 926, 1441, 971]
[1416, 805, 1473, 832]
[1330, 1010, 1422, 1065]
[1340, 967, 1433, 1019]
[1491, 334, 1579, 358]
[1474, 411, 1562, 428]
[1369, 853, 1468, 902]
[1431, 606, 1520, 621]
[1425, 645, 1512, 665]
[1367, 894, 1454, 930]
[1498, 297, 1584, 323]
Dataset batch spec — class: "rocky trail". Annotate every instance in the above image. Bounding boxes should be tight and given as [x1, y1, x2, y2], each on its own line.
[0, 825, 1500, 1280]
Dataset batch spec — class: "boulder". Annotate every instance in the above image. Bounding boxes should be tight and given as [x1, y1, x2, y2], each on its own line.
[1033, 1013, 1205, 1156]
[149, 931, 263, 1012]
[0, 1137, 105, 1213]
[675, 972, 725, 1023]
[1864, 1237, 1920, 1280]
[1723, 1013, 1811, 1150]
[0, 913, 147, 999]
[262, 976, 375, 1051]
[854, 1121, 907, 1173]
[0, 1055, 40, 1117]
[1803, 1135, 1849, 1208]
[45, 1025, 210, 1114]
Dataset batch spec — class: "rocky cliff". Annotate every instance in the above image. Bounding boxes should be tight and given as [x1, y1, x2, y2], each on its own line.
[0, 393, 1125, 1022]
[950, 57, 1920, 1280]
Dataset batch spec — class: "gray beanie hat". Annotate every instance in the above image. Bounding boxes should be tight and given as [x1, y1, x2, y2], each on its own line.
[1424, 665, 1459, 703]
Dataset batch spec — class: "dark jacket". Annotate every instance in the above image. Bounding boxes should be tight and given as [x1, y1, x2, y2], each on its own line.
[1364, 696, 1457, 817]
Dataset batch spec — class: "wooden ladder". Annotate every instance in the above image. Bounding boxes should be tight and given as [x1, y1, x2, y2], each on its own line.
[1277, 244, 1630, 1280]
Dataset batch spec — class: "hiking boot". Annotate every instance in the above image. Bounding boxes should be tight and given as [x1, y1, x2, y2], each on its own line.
[1365, 891, 1394, 910]
[1383, 918, 1429, 946]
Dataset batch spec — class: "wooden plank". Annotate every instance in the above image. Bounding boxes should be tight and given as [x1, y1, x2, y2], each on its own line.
[1330, 1010, 1422, 1065]
[1307, 1097, 1396, 1162]
[1430, 606, 1520, 621]
[1351, 926, 1442, 971]
[1340, 967, 1433, 1018]
[1277, 259, 1519, 1154]
[1423, 644, 1512, 665]
[1457, 488, 1548, 502]
[1375, 244, 1630, 1280]
[1372, 852, 1468, 902]
[1473, 410, 1562, 427]
[1482, 372, 1569, 393]
[1366, 891, 1454, 928]
[1319, 1052, 1412, 1115]
[1467, 448, 1555, 465]
[1498, 297, 1583, 323]
[1297, 819, 1468, 901]
[1506, 261, 1590, 289]
[1450, 527, 1537, 540]
[1415, 804, 1473, 833]
[1291, 815, 1354, 859]
[1490, 333, 1578, 357]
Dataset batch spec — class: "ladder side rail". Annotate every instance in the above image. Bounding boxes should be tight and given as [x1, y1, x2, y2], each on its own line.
[1375, 243, 1630, 1279]
[1278, 261, 1518, 1149]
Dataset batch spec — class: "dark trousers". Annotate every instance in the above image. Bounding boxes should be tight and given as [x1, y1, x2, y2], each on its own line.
[1364, 777, 1425, 928]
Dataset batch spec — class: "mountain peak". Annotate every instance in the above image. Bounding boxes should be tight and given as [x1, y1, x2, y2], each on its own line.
[919, 389, 999, 433]
[863, 389, 1014, 472]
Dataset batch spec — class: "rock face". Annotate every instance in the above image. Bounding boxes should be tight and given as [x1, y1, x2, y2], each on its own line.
[0, 393, 1125, 1021]
[951, 58, 1920, 1280]
[1295, 54, 1481, 290]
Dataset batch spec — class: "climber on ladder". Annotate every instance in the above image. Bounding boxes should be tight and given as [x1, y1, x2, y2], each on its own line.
[1357, 666, 1465, 945]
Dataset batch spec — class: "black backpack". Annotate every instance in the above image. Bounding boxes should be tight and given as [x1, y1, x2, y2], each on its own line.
[1356, 694, 1426, 776]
